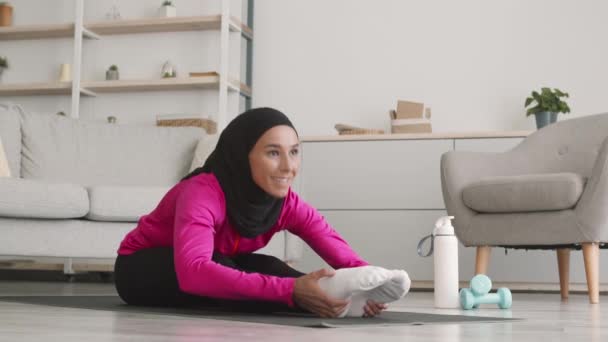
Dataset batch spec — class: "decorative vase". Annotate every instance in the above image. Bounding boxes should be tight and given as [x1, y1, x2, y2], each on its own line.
[0, 68, 4, 82]
[158, 5, 176, 18]
[106, 69, 119, 81]
[535, 111, 558, 129]
[0, 4, 13, 27]
[59, 64, 71, 82]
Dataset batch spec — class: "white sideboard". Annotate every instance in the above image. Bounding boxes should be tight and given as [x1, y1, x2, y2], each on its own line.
[292, 131, 608, 288]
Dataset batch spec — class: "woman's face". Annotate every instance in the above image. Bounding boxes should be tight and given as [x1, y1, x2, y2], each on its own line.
[248, 125, 300, 198]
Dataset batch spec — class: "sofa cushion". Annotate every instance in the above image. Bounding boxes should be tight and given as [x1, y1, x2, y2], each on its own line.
[0, 102, 22, 177]
[462, 172, 585, 213]
[189, 134, 219, 172]
[0, 178, 89, 218]
[86, 185, 171, 222]
[20, 111, 205, 186]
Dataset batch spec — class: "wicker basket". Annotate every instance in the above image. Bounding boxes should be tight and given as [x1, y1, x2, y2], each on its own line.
[334, 123, 384, 135]
[156, 117, 217, 134]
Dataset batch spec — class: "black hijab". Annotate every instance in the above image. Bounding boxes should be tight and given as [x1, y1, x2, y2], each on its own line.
[182, 107, 297, 238]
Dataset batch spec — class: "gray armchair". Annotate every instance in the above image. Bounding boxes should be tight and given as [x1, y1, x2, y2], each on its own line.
[441, 113, 608, 303]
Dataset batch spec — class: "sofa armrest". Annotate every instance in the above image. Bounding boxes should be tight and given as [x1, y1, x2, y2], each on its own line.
[575, 136, 608, 241]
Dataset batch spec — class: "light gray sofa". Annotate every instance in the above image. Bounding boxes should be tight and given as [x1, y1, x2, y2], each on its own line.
[441, 112, 608, 303]
[0, 103, 302, 274]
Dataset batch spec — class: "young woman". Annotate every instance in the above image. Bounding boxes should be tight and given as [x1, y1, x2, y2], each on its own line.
[114, 107, 408, 318]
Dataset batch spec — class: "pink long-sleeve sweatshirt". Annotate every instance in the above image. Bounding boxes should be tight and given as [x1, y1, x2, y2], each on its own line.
[118, 173, 368, 307]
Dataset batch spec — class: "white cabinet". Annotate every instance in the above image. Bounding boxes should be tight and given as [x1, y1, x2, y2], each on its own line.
[300, 140, 452, 209]
[293, 134, 606, 286]
[296, 133, 608, 285]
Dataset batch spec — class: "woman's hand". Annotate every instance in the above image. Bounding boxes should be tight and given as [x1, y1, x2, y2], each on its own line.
[293, 269, 350, 318]
[362, 300, 388, 318]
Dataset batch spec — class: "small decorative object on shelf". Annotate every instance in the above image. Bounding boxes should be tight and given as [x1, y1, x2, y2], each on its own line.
[106, 65, 119, 81]
[0, 56, 7, 82]
[0, 2, 13, 27]
[107, 116, 117, 124]
[525, 87, 571, 129]
[157, 114, 217, 134]
[158, 0, 176, 18]
[161, 61, 177, 78]
[334, 123, 384, 135]
[389, 100, 432, 134]
[58, 63, 71, 82]
[56, 111, 66, 116]
[105, 5, 121, 20]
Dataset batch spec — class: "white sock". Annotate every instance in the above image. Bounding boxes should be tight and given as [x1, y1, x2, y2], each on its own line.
[317, 265, 411, 318]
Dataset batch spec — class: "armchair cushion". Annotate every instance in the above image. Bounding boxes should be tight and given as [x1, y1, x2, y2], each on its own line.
[0, 178, 89, 218]
[462, 172, 585, 213]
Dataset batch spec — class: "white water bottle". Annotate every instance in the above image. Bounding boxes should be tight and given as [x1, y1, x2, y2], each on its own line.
[433, 216, 459, 308]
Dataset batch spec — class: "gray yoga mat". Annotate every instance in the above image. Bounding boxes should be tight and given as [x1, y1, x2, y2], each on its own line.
[0, 295, 518, 328]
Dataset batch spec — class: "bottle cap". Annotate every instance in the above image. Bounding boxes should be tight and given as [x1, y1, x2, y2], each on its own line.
[433, 216, 455, 235]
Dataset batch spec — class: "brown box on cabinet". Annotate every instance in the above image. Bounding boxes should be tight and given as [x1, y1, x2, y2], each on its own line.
[389, 103, 433, 134]
[395, 100, 425, 119]
[391, 122, 432, 134]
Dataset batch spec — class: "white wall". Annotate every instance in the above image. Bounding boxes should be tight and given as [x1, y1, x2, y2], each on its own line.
[3, 1, 607, 133]
[252, 0, 608, 136]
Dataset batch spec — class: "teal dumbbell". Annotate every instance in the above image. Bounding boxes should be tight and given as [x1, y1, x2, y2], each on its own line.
[460, 274, 512, 310]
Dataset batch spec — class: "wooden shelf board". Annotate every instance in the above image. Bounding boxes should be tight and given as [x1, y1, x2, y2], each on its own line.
[86, 15, 250, 36]
[0, 16, 252, 40]
[0, 75, 248, 96]
[230, 16, 253, 39]
[0, 23, 101, 40]
[82, 76, 222, 93]
[229, 78, 252, 98]
[0, 82, 72, 95]
[0, 23, 75, 40]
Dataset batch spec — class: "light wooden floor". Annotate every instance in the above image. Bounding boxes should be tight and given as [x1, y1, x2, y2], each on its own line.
[0, 281, 605, 342]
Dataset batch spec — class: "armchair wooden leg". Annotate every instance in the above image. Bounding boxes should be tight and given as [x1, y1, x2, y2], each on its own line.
[582, 243, 600, 304]
[556, 248, 570, 300]
[475, 246, 492, 275]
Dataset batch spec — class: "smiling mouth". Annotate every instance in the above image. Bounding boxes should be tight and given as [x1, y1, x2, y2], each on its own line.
[271, 177, 291, 184]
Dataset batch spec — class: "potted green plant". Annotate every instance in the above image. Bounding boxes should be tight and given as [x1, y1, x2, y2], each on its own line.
[106, 64, 119, 80]
[0, 2, 13, 27]
[161, 60, 177, 78]
[0, 56, 8, 81]
[525, 87, 571, 129]
[159, 0, 176, 18]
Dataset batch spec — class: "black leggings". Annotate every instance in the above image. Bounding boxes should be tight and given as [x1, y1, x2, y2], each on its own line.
[114, 247, 306, 313]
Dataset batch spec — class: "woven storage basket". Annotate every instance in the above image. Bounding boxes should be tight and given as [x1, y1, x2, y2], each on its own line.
[335, 123, 384, 135]
[156, 117, 217, 134]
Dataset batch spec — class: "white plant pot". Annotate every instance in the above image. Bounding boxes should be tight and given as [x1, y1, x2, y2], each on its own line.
[159, 5, 176, 18]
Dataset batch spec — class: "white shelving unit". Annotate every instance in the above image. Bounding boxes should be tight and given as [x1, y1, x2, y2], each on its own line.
[0, 0, 253, 132]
